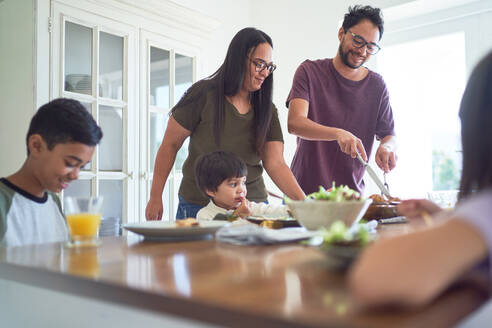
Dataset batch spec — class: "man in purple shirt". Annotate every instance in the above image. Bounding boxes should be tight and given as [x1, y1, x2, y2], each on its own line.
[286, 5, 397, 194]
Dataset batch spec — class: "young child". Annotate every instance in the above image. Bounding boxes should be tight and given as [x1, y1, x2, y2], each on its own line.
[195, 151, 289, 221]
[0, 98, 103, 247]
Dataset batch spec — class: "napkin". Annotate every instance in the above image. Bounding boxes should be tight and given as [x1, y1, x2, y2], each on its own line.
[215, 222, 317, 245]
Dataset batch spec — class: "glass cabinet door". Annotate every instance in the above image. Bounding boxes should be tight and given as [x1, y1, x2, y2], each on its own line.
[58, 13, 136, 230]
[142, 38, 196, 221]
[64, 22, 92, 95]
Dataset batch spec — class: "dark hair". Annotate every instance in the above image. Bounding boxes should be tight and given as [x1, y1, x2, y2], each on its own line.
[458, 51, 492, 201]
[195, 151, 248, 197]
[342, 5, 384, 40]
[172, 27, 274, 153]
[26, 98, 103, 154]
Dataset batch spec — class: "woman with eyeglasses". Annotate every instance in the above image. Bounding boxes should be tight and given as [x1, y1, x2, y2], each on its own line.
[146, 27, 305, 221]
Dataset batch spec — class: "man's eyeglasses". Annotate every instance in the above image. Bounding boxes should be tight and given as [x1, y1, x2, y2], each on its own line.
[250, 58, 277, 74]
[347, 30, 381, 55]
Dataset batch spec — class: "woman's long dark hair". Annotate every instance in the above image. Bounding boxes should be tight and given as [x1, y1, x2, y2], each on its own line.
[458, 51, 492, 201]
[171, 27, 274, 153]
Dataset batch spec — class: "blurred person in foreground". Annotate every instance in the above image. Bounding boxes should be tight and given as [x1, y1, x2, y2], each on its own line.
[349, 50, 492, 307]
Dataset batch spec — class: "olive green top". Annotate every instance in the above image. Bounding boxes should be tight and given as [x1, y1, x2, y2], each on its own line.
[172, 88, 284, 206]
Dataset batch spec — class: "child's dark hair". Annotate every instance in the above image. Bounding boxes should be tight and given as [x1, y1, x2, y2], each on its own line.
[195, 151, 248, 197]
[26, 98, 103, 154]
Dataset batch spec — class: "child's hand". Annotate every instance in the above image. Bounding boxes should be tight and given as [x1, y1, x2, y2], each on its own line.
[234, 198, 252, 218]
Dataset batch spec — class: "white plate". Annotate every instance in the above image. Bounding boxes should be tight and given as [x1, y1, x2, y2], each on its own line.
[123, 220, 228, 238]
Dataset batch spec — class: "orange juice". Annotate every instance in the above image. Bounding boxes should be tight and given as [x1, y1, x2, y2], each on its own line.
[67, 248, 100, 278]
[66, 213, 101, 241]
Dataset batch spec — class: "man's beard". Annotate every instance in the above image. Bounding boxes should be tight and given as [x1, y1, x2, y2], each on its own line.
[338, 44, 364, 69]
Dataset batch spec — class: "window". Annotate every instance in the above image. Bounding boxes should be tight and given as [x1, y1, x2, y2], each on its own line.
[376, 32, 466, 198]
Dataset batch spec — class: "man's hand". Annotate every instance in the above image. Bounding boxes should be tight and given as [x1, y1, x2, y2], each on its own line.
[375, 144, 397, 173]
[335, 129, 367, 161]
[234, 198, 252, 218]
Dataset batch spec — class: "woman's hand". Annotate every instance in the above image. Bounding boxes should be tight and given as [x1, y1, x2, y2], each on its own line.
[145, 196, 163, 221]
[397, 199, 442, 219]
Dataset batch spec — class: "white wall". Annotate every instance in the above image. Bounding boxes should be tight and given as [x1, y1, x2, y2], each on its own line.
[168, 0, 251, 78]
[0, 0, 36, 176]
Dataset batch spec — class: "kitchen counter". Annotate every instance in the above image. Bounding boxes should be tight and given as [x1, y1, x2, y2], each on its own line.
[0, 227, 489, 327]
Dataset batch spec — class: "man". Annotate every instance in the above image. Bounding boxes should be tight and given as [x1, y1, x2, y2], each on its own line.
[286, 5, 397, 195]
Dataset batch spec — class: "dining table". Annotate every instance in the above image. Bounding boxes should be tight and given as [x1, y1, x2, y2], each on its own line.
[0, 221, 490, 328]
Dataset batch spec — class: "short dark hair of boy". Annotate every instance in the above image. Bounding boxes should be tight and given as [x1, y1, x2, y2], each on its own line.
[26, 98, 103, 155]
[195, 151, 248, 197]
[342, 5, 384, 40]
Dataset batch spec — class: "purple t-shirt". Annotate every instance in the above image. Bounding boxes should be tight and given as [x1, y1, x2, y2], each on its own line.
[286, 58, 395, 194]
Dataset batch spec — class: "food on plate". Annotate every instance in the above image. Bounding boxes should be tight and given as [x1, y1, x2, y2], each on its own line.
[176, 218, 200, 227]
[306, 183, 362, 201]
[213, 213, 239, 222]
[259, 220, 283, 229]
[369, 194, 401, 204]
[369, 194, 386, 203]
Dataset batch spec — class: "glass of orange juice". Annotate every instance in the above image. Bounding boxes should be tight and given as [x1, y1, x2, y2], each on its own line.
[65, 247, 101, 278]
[64, 196, 103, 247]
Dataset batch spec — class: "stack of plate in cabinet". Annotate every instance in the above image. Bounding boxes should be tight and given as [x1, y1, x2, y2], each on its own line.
[65, 74, 91, 95]
[99, 216, 121, 236]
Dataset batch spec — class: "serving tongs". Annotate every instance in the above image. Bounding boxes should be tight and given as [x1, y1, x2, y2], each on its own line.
[356, 153, 392, 199]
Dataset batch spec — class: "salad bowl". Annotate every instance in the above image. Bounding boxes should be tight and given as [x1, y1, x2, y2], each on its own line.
[286, 185, 372, 231]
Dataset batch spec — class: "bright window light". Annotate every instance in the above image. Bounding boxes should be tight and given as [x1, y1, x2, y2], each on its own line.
[376, 32, 466, 198]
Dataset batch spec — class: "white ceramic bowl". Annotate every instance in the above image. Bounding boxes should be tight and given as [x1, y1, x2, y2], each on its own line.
[287, 199, 373, 231]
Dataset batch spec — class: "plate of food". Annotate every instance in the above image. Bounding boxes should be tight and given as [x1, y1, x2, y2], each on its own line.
[246, 216, 301, 229]
[212, 213, 300, 229]
[123, 219, 228, 238]
[363, 194, 402, 221]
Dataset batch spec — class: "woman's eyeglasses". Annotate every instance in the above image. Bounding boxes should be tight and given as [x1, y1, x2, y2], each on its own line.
[347, 30, 381, 55]
[250, 58, 277, 73]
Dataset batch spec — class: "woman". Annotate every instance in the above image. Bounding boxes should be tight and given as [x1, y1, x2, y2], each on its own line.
[349, 51, 492, 307]
[146, 28, 305, 221]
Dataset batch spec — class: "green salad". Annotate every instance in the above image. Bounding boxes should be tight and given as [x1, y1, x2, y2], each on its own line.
[306, 183, 361, 201]
[319, 220, 371, 246]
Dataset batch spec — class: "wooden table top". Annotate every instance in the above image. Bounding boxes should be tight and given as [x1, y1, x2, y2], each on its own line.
[0, 224, 489, 328]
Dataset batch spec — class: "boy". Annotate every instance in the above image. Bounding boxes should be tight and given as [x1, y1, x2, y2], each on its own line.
[195, 151, 289, 221]
[0, 98, 103, 247]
